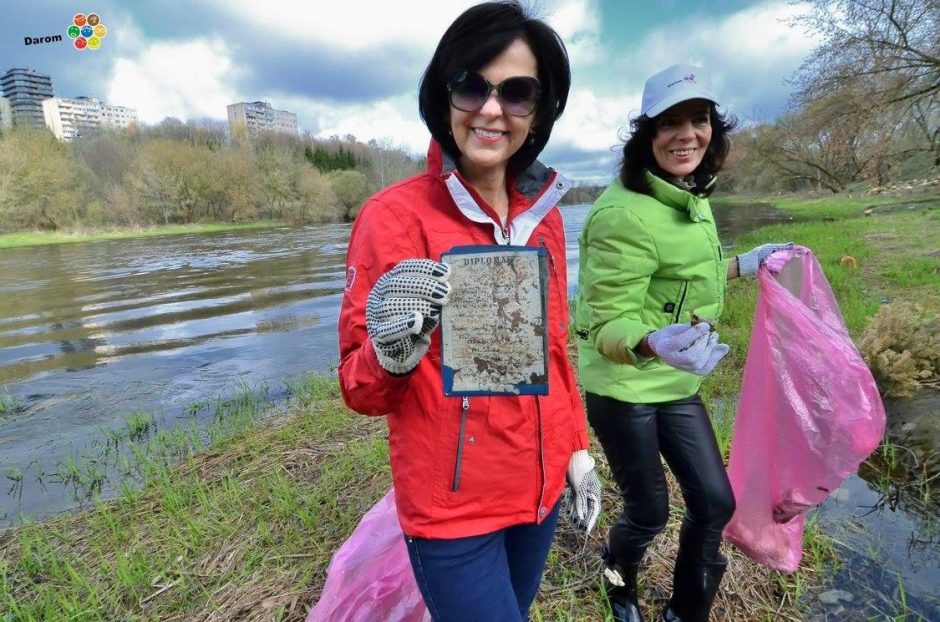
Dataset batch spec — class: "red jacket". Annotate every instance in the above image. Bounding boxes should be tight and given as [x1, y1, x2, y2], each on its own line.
[338, 141, 589, 539]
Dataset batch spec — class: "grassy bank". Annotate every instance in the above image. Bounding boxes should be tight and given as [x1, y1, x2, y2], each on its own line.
[0, 221, 287, 249]
[1, 191, 937, 621]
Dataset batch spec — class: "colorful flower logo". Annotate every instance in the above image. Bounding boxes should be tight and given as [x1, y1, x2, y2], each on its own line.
[68, 13, 107, 51]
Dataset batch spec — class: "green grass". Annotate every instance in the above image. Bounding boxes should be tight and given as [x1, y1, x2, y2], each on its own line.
[0, 387, 17, 417]
[0, 374, 383, 622]
[0, 220, 286, 249]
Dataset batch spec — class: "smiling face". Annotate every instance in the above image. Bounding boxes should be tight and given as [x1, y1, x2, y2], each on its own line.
[651, 99, 713, 179]
[449, 37, 538, 182]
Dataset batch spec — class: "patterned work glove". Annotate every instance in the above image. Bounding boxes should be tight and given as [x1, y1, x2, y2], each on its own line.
[647, 322, 728, 376]
[562, 450, 602, 534]
[736, 242, 794, 277]
[366, 259, 451, 375]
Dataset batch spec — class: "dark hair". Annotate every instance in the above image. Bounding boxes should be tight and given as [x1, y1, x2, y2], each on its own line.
[619, 104, 738, 196]
[418, 1, 570, 174]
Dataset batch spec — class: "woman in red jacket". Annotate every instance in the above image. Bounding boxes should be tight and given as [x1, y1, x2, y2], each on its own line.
[337, 2, 599, 620]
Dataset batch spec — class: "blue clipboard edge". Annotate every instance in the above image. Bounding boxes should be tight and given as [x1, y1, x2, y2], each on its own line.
[440, 245, 549, 397]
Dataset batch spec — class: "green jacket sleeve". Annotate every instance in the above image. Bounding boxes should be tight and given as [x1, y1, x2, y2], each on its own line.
[580, 206, 659, 366]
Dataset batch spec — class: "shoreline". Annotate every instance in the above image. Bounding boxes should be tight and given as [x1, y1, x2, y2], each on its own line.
[0, 220, 290, 249]
[1, 190, 938, 620]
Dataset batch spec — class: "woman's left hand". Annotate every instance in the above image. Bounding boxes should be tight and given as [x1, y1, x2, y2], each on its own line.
[736, 242, 794, 277]
[563, 450, 602, 534]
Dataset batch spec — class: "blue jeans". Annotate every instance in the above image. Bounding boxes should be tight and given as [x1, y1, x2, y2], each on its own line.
[404, 501, 560, 622]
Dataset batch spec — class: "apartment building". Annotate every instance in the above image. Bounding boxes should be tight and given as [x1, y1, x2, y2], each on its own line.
[99, 102, 138, 130]
[227, 101, 298, 136]
[0, 68, 54, 127]
[42, 96, 138, 141]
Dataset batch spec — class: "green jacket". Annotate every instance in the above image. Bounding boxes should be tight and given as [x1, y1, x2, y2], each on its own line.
[574, 172, 730, 403]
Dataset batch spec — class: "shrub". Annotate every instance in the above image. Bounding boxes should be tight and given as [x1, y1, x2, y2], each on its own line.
[859, 302, 940, 398]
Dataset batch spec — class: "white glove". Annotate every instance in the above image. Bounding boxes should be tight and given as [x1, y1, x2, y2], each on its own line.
[736, 242, 794, 277]
[697, 331, 730, 376]
[562, 450, 602, 534]
[366, 259, 451, 375]
[647, 323, 728, 376]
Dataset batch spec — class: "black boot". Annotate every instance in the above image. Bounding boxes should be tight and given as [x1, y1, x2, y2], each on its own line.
[603, 546, 645, 622]
[662, 554, 727, 622]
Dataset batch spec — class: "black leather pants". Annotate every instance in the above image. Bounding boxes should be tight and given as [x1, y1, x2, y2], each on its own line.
[586, 392, 735, 570]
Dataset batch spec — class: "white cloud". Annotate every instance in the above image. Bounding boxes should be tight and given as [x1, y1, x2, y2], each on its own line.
[214, 0, 603, 62]
[277, 93, 431, 155]
[107, 38, 243, 124]
[545, 0, 605, 66]
[551, 87, 638, 152]
[213, 0, 476, 53]
[615, 1, 817, 118]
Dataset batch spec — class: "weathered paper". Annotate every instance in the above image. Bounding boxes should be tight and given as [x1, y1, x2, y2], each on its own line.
[441, 246, 548, 395]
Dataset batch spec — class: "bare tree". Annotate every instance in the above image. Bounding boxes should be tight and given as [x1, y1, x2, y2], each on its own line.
[366, 138, 422, 188]
[791, 0, 940, 164]
[753, 78, 916, 192]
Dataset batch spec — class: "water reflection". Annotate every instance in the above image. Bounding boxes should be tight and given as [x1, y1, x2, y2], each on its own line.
[0, 228, 348, 385]
[806, 389, 940, 620]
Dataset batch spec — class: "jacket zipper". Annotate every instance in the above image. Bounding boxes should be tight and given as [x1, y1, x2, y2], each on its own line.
[500, 225, 510, 245]
[673, 281, 690, 323]
[535, 397, 546, 520]
[452, 396, 470, 492]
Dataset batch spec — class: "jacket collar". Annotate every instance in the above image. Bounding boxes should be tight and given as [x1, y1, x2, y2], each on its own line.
[427, 140, 571, 245]
[645, 171, 714, 223]
[427, 140, 560, 200]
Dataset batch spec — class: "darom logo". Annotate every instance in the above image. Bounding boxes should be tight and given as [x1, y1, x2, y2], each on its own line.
[67, 13, 108, 51]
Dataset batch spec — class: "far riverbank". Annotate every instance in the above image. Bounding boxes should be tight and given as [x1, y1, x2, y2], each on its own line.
[0, 220, 286, 249]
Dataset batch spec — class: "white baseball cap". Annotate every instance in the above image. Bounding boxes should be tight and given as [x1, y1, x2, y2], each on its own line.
[641, 64, 718, 118]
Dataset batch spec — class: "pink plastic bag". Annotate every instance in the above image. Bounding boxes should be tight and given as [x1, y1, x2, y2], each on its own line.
[308, 488, 430, 622]
[722, 247, 885, 572]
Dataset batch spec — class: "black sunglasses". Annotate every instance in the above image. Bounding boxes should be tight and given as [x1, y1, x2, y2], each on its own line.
[447, 71, 541, 117]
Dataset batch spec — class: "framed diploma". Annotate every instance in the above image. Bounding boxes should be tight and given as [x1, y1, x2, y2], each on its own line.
[440, 245, 549, 396]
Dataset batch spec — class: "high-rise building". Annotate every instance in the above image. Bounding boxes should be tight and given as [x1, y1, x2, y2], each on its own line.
[0, 96, 11, 128]
[42, 96, 138, 141]
[227, 101, 298, 136]
[1, 68, 54, 127]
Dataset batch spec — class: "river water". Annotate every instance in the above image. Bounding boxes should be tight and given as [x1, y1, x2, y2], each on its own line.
[2, 201, 934, 616]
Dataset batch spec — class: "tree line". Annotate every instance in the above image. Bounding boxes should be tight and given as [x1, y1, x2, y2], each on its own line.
[0, 121, 422, 232]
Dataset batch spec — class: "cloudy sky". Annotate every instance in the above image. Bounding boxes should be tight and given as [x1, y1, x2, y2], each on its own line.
[4, 0, 818, 182]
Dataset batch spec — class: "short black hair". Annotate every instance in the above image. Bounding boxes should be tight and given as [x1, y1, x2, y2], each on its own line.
[418, 1, 571, 174]
[619, 104, 738, 196]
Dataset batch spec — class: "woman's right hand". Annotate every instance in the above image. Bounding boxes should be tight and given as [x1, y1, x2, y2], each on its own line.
[644, 323, 729, 376]
[366, 259, 451, 375]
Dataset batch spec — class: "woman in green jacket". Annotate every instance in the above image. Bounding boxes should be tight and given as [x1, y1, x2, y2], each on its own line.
[574, 64, 791, 622]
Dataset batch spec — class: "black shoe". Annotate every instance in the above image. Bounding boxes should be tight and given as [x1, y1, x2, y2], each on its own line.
[603, 546, 645, 622]
[665, 554, 727, 622]
[661, 608, 681, 622]
[612, 600, 644, 622]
